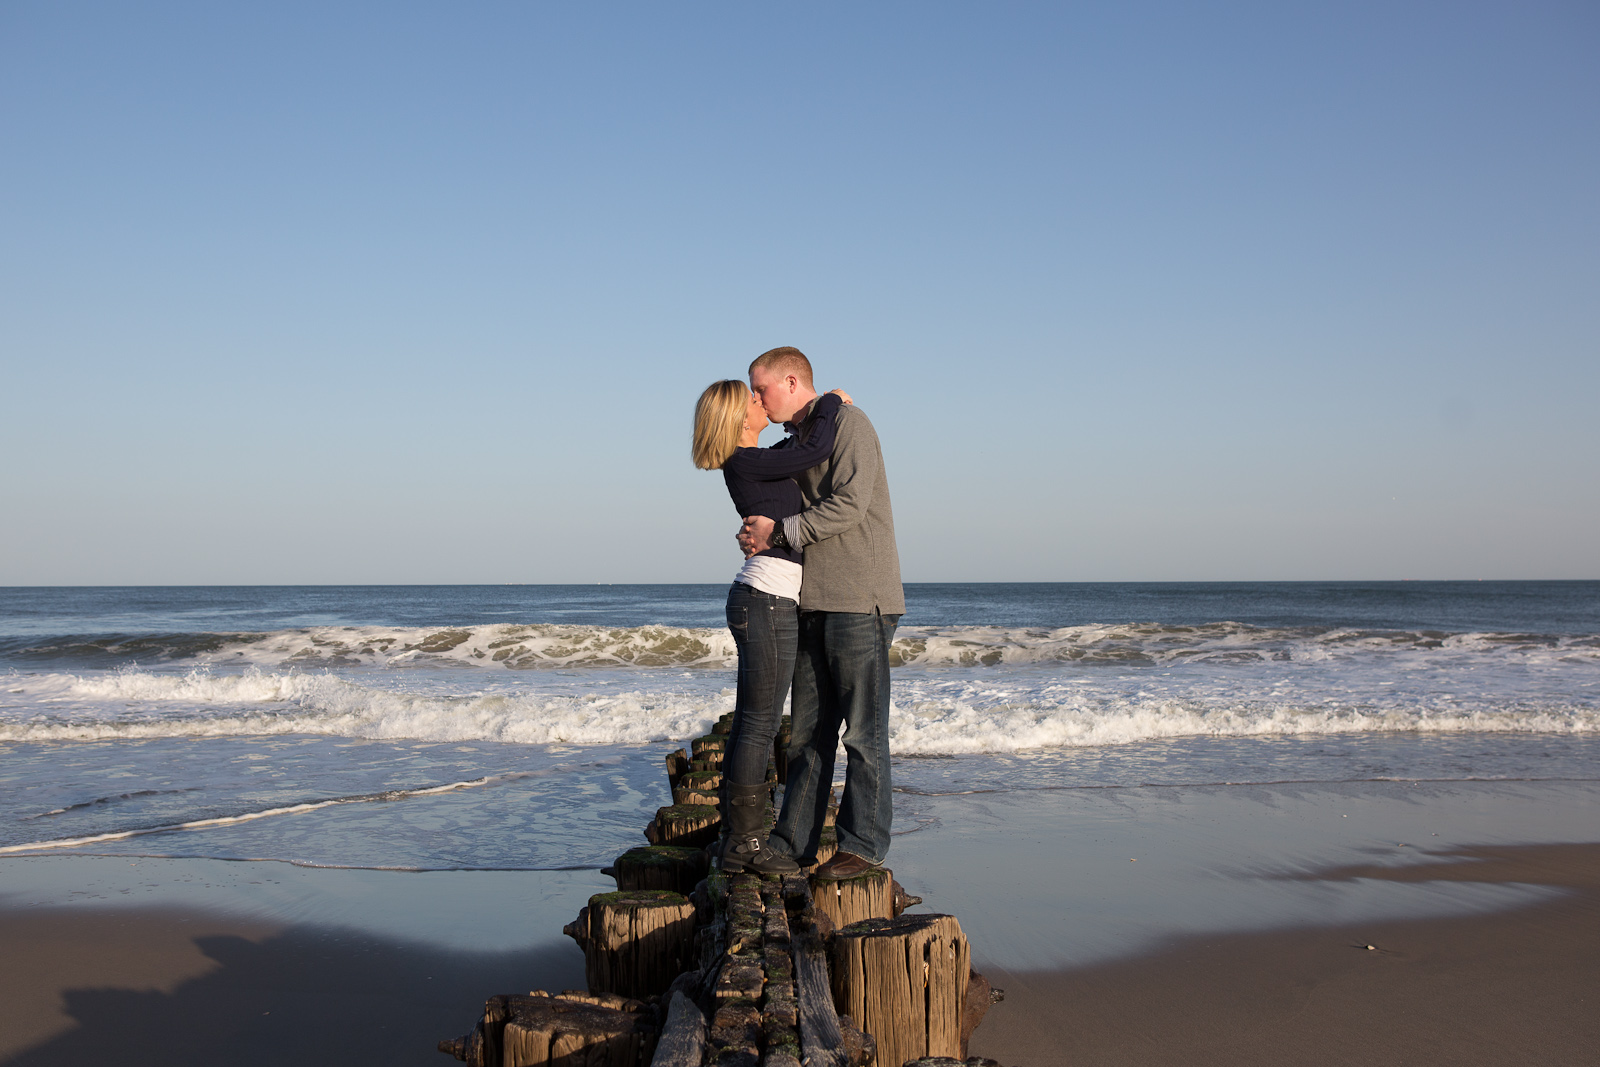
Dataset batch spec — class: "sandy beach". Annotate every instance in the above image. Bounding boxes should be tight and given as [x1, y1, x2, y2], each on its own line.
[0, 861, 600, 1065]
[971, 842, 1600, 1067]
[5, 781, 1597, 1065]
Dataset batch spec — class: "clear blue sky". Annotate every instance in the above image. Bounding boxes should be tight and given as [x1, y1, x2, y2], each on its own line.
[2, 1, 1595, 583]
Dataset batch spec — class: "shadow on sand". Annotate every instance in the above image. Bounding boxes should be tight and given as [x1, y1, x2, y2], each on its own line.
[10, 924, 587, 1066]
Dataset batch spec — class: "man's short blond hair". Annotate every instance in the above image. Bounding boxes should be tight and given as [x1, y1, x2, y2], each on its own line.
[749, 346, 814, 387]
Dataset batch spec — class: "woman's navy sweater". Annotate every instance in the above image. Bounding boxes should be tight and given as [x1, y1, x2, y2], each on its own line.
[720, 392, 843, 565]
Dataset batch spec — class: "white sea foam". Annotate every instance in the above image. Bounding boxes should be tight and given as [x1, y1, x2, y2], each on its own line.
[888, 685, 1598, 754]
[11, 620, 1598, 672]
[893, 623, 1600, 667]
[2, 659, 1594, 753]
[171, 623, 738, 669]
[1, 667, 732, 745]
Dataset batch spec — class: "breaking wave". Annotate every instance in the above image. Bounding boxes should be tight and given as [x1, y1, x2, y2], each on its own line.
[5, 621, 1599, 671]
[2, 663, 1594, 752]
[0, 668, 728, 745]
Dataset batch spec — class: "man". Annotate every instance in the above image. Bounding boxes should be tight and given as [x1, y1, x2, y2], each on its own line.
[737, 346, 904, 879]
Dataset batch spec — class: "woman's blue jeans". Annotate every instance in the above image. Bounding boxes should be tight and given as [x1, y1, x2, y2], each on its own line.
[724, 582, 799, 787]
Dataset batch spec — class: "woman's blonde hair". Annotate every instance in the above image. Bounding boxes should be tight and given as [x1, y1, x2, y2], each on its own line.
[692, 379, 750, 470]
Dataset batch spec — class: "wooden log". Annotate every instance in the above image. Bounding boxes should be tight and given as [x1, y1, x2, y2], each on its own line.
[794, 923, 849, 1067]
[810, 865, 895, 930]
[495, 993, 658, 1067]
[669, 785, 720, 807]
[644, 804, 720, 848]
[482, 993, 510, 1067]
[609, 846, 709, 894]
[691, 734, 726, 760]
[712, 712, 733, 735]
[828, 914, 972, 1067]
[679, 768, 722, 793]
[648, 991, 706, 1067]
[543, 990, 646, 1011]
[713, 955, 765, 1003]
[564, 890, 697, 999]
[664, 748, 690, 793]
[709, 999, 762, 1059]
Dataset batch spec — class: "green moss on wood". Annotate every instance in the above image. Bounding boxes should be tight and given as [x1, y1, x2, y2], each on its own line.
[587, 889, 690, 908]
[615, 845, 702, 868]
[657, 804, 721, 822]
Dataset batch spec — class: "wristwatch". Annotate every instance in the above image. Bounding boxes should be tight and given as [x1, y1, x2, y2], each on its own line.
[769, 521, 790, 550]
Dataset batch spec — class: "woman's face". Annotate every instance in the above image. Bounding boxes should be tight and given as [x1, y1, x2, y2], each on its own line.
[743, 391, 766, 435]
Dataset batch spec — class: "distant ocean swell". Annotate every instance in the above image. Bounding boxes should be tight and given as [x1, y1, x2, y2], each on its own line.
[5, 621, 1599, 670]
[1, 669, 725, 745]
[3, 666, 1594, 751]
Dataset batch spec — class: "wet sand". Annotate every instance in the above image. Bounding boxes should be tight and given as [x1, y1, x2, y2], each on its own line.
[0, 906, 587, 1065]
[0, 858, 600, 1066]
[4, 787, 1597, 1066]
[970, 843, 1600, 1067]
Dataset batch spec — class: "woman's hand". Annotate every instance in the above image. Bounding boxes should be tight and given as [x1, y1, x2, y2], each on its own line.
[827, 388, 854, 405]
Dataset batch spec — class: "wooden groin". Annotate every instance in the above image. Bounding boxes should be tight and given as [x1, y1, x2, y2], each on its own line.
[438, 714, 1006, 1067]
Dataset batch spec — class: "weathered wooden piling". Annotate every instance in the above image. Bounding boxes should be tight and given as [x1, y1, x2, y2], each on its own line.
[672, 768, 722, 806]
[828, 913, 972, 1067]
[691, 735, 726, 761]
[665, 748, 691, 793]
[502, 993, 658, 1067]
[672, 786, 721, 807]
[645, 804, 720, 848]
[564, 890, 697, 999]
[604, 846, 709, 894]
[438, 992, 655, 1067]
[440, 723, 1007, 1067]
[679, 769, 723, 793]
[649, 990, 708, 1067]
[811, 866, 896, 930]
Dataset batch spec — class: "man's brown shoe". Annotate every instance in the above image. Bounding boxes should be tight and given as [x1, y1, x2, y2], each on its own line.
[813, 851, 877, 880]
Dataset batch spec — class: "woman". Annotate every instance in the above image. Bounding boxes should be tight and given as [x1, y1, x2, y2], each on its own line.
[691, 380, 847, 873]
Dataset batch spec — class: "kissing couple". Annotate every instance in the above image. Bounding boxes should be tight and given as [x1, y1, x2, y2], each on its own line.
[691, 346, 904, 880]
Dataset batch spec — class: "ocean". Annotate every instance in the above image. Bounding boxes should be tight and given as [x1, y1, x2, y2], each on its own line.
[3, 582, 1596, 877]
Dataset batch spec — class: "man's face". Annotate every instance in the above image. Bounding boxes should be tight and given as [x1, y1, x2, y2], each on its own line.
[749, 367, 802, 424]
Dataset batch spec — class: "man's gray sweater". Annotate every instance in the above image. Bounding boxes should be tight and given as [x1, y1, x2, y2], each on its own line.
[779, 402, 905, 615]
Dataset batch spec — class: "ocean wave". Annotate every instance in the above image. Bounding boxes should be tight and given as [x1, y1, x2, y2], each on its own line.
[0, 668, 730, 745]
[0, 776, 499, 855]
[893, 623, 1600, 667]
[1, 624, 740, 670]
[1, 665, 1594, 752]
[25, 787, 200, 819]
[5, 620, 1599, 672]
[886, 692, 1599, 754]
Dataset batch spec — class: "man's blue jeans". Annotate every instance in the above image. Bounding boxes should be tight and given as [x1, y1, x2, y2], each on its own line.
[723, 582, 799, 787]
[770, 609, 900, 865]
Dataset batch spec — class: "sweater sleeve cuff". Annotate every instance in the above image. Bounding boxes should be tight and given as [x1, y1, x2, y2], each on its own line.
[782, 514, 805, 550]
